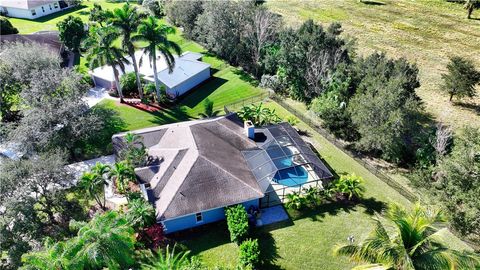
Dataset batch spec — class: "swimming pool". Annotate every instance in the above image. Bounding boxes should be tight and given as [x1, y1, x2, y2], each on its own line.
[273, 165, 309, 187]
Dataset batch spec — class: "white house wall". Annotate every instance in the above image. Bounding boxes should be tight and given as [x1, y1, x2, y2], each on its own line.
[3, 2, 61, 19]
[167, 68, 211, 98]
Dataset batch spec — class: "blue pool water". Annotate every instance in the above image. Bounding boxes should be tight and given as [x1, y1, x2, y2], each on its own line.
[273, 165, 309, 187]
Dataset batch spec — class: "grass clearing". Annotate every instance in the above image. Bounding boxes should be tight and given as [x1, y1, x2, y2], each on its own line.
[266, 0, 480, 130]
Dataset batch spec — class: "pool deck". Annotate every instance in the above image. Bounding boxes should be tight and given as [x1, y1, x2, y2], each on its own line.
[257, 205, 290, 226]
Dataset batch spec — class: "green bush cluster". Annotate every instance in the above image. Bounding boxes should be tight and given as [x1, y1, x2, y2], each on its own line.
[119, 72, 138, 97]
[238, 103, 281, 127]
[0, 16, 19, 35]
[239, 238, 260, 269]
[225, 204, 249, 244]
[225, 205, 262, 269]
[285, 174, 366, 210]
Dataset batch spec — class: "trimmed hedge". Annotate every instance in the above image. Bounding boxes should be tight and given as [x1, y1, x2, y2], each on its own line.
[225, 204, 249, 244]
[239, 238, 260, 269]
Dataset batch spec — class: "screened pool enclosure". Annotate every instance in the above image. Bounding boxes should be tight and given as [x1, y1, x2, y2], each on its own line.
[242, 123, 333, 192]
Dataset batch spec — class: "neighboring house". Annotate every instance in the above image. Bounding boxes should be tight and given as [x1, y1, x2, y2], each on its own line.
[90, 51, 210, 98]
[112, 113, 333, 233]
[0, 31, 73, 67]
[0, 0, 70, 19]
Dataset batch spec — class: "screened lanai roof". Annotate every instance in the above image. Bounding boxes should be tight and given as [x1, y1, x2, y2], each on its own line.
[242, 123, 333, 192]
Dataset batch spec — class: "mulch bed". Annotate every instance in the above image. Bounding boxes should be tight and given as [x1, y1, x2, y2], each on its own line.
[122, 100, 164, 113]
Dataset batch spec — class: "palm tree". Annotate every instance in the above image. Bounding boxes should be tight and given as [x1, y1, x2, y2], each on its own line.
[109, 161, 136, 195]
[84, 26, 130, 103]
[198, 98, 221, 118]
[109, 3, 145, 99]
[334, 203, 480, 270]
[79, 170, 108, 210]
[334, 174, 365, 201]
[125, 198, 156, 231]
[72, 211, 136, 269]
[141, 245, 190, 270]
[133, 16, 182, 102]
[20, 240, 80, 270]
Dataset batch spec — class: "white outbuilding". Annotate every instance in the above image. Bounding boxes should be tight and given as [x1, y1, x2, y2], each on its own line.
[89, 51, 211, 98]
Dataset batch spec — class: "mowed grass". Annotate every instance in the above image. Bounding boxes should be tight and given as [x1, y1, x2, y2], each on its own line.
[266, 0, 480, 130]
[179, 100, 470, 269]
[7, 1, 130, 34]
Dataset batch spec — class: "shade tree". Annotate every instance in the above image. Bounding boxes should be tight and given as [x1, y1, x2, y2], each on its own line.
[7, 68, 103, 159]
[441, 56, 480, 101]
[57, 15, 86, 52]
[0, 150, 84, 269]
[348, 53, 422, 163]
[165, 0, 203, 39]
[0, 42, 61, 122]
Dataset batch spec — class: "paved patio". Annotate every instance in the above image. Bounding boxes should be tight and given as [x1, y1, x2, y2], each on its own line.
[257, 205, 290, 226]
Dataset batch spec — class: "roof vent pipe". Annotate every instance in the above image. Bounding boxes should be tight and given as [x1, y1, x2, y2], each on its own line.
[244, 121, 255, 139]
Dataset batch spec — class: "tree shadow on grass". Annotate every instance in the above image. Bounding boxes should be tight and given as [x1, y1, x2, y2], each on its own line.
[176, 77, 228, 109]
[254, 230, 285, 270]
[453, 101, 480, 115]
[175, 221, 232, 256]
[288, 197, 386, 223]
[232, 68, 259, 87]
[149, 106, 190, 126]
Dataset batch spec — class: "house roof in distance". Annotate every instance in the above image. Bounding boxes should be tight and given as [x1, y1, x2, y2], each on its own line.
[113, 114, 264, 221]
[0, 0, 58, 9]
[0, 31, 63, 53]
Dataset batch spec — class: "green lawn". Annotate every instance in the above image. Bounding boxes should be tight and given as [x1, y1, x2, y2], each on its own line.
[10, 1, 473, 266]
[178, 100, 471, 269]
[8, 1, 127, 34]
[266, 0, 480, 130]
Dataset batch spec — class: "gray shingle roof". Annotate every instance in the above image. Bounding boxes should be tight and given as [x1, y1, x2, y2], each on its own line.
[113, 114, 264, 221]
[113, 113, 333, 221]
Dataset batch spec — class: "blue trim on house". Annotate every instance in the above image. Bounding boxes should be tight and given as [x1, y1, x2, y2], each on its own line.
[162, 199, 260, 234]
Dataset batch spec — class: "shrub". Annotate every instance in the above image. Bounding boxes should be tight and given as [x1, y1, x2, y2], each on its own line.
[120, 72, 138, 97]
[333, 173, 366, 201]
[259, 74, 284, 92]
[142, 0, 163, 17]
[125, 198, 155, 231]
[225, 204, 249, 244]
[0, 16, 19, 35]
[285, 115, 299, 126]
[144, 83, 168, 104]
[285, 191, 307, 210]
[138, 223, 167, 250]
[239, 238, 260, 269]
[237, 103, 281, 126]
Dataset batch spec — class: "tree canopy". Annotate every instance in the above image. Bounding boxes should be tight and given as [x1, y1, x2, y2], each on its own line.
[348, 53, 422, 163]
[57, 15, 86, 52]
[441, 56, 480, 101]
